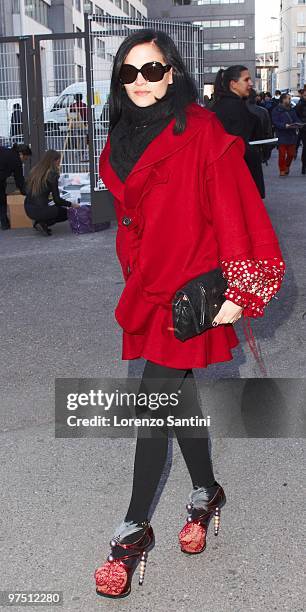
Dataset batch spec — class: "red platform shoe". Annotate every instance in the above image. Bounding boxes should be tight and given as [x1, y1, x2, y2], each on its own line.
[94, 520, 155, 598]
[178, 483, 226, 554]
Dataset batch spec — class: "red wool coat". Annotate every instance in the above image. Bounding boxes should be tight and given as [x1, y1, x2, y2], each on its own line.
[99, 103, 284, 369]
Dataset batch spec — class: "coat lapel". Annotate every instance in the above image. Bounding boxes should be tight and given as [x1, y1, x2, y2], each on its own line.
[99, 103, 204, 203]
[127, 103, 204, 176]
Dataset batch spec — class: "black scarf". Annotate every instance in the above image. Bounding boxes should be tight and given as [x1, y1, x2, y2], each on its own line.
[109, 84, 175, 182]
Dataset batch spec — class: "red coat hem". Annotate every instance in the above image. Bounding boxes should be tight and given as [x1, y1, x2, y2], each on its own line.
[121, 335, 240, 370]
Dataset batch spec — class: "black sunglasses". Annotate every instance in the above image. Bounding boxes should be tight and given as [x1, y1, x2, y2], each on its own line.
[119, 61, 172, 84]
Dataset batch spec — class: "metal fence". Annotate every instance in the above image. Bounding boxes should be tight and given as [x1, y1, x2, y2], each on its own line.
[0, 37, 30, 148]
[0, 15, 206, 222]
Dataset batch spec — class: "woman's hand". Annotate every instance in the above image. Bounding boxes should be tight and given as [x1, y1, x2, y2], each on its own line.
[212, 300, 244, 326]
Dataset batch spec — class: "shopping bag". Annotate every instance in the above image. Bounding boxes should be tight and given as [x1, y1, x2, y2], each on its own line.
[67, 205, 110, 234]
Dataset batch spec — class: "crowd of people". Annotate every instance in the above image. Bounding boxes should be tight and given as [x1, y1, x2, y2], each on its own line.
[205, 79, 306, 179]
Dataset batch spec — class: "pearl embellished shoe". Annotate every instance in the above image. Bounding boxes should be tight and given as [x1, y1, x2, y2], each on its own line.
[178, 483, 226, 554]
[94, 520, 155, 598]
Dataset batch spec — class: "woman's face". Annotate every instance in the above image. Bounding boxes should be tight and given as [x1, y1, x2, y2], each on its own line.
[230, 70, 253, 98]
[122, 42, 173, 107]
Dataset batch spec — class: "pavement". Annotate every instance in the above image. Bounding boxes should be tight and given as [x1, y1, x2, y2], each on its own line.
[0, 150, 305, 612]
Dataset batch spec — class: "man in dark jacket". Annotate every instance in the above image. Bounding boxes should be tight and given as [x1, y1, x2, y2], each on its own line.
[272, 94, 302, 176]
[295, 89, 306, 173]
[246, 88, 273, 163]
[0, 144, 31, 229]
[10, 103, 23, 143]
[212, 68, 265, 198]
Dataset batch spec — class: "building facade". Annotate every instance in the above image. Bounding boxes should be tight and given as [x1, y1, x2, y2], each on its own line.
[0, 0, 147, 37]
[256, 52, 279, 95]
[146, 0, 255, 93]
[279, 0, 306, 92]
[0, 0, 147, 97]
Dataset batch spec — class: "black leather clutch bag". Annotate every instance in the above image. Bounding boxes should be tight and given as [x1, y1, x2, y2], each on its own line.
[172, 268, 228, 342]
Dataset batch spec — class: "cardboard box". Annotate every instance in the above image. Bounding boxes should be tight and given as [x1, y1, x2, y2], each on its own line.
[7, 194, 33, 229]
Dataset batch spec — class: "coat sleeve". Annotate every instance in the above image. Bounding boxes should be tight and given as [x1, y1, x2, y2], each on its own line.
[49, 173, 71, 207]
[205, 137, 286, 318]
[272, 108, 286, 130]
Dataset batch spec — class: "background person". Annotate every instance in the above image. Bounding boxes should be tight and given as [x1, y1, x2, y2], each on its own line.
[272, 93, 301, 176]
[0, 143, 31, 230]
[24, 150, 79, 236]
[295, 89, 306, 174]
[10, 103, 23, 143]
[246, 88, 273, 164]
[212, 65, 266, 198]
[69, 93, 88, 122]
[68, 93, 88, 154]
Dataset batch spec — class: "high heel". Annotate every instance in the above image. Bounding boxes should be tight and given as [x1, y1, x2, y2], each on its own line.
[94, 520, 154, 598]
[178, 483, 226, 554]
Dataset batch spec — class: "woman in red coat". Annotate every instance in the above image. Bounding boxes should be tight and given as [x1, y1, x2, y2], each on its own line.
[95, 30, 285, 598]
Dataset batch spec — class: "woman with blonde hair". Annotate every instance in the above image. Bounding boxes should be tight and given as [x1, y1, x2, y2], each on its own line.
[24, 149, 79, 236]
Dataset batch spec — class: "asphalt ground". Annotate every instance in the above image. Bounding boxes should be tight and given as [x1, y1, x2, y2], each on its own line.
[0, 150, 305, 611]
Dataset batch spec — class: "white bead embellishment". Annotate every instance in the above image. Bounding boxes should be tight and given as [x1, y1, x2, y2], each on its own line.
[221, 257, 285, 317]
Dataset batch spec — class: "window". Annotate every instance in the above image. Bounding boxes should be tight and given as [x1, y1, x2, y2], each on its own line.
[115, 0, 122, 8]
[298, 0, 306, 4]
[298, 53, 305, 66]
[204, 65, 225, 73]
[25, 0, 49, 26]
[83, 0, 93, 12]
[94, 5, 104, 17]
[193, 18, 244, 28]
[137, 10, 142, 18]
[12, 0, 20, 13]
[174, 0, 245, 4]
[75, 26, 83, 49]
[123, 0, 129, 15]
[203, 42, 245, 50]
[74, 0, 81, 11]
[96, 38, 105, 58]
[52, 94, 75, 110]
[297, 32, 306, 46]
[130, 5, 135, 17]
[297, 12, 306, 26]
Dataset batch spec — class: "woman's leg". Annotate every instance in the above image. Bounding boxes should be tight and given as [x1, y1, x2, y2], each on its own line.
[278, 145, 287, 173]
[172, 370, 216, 488]
[124, 360, 178, 524]
[286, 144, 296, 170]
[42, 207, 68, 227]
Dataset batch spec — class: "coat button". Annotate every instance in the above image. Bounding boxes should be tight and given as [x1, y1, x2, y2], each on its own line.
[122, 216, 132, 226]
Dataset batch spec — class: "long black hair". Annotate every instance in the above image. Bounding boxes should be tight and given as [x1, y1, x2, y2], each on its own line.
[214, 65, 248, 101]
[108, 29, 199, 135]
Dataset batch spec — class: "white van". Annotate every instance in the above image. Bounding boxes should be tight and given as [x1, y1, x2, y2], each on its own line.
[44, 80, 111, 133]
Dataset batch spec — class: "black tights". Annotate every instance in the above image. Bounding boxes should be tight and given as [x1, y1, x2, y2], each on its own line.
[124, 360, 215, 524]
